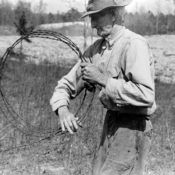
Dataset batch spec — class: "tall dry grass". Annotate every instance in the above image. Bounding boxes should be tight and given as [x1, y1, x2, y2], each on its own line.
[0, 51, 175, 175]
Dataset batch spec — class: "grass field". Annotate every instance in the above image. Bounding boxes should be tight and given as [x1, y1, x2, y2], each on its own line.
[0, 34, 174, 175]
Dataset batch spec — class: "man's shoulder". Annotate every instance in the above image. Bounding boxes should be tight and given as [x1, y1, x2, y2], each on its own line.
[123, 28, 147, 43]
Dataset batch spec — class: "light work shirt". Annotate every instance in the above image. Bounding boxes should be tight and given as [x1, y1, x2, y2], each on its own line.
[50, 25, 156, 115]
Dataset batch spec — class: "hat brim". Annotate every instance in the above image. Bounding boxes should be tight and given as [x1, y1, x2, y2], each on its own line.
[81, 6, 117, 18]
[81, 0, 132, 18]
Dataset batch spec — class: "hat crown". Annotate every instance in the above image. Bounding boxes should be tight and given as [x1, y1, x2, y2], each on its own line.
[86, 0, 131, 12]
[81, 0, 131, 18]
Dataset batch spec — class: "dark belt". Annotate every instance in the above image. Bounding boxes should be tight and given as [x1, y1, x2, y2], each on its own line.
[108, 110, 148, 120]
[106, 110, 148, 133]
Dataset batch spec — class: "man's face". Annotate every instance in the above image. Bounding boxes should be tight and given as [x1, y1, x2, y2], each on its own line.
[90, 9, 114, 38]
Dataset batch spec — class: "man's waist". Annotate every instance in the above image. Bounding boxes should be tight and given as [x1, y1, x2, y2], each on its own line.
[106, 102, 157, 117]
[106, 110, 153, 131]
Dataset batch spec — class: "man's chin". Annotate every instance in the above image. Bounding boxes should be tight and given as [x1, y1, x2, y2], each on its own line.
[97, 31, 109, 38]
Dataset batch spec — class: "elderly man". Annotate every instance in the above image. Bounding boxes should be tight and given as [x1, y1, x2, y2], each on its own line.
[50, 0, 156, 174]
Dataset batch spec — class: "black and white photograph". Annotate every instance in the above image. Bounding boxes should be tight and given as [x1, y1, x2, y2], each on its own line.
[0, 0, 174, 174]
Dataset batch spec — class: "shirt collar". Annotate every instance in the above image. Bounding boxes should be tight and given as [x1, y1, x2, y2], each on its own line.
[105, 24, 125, 48]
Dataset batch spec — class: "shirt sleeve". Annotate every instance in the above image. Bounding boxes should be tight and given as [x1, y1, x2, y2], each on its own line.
[50, 43, 94, 112]
[101, 38, 155, 107]
[50, 60, 83, 111]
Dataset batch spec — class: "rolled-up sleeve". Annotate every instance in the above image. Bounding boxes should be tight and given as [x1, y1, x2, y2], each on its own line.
[102, 38, 155, 107]
[50, 60, 82, 111]
[50, 40, 99, 112]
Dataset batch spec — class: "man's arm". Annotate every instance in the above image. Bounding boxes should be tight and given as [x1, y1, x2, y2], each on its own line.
[100, 38, 155, 107]
[50, 60, 83, 134]
[50, 60, 82, 111]
[80, 38, 155, 108]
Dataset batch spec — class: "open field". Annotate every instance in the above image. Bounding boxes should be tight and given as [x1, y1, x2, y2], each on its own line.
[0, 34, 175, 82]
[0, 34, 174, 175]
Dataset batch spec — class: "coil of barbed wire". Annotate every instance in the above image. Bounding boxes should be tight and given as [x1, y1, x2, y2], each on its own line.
[0, 29, 95, 141]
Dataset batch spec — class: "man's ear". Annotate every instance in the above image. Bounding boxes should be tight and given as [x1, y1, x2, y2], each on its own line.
[111, 9, 116, 23]
[112, 16, 115, 23]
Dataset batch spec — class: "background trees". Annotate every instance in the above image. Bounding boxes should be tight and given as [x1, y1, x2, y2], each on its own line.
[0, 0, 175, 35]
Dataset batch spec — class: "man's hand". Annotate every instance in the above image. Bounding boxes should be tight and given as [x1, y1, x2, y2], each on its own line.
[58, 106, 78, 134]
[80, 63, 108, 87]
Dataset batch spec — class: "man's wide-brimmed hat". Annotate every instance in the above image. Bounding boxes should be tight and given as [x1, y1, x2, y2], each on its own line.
[82, 0, 132, 18]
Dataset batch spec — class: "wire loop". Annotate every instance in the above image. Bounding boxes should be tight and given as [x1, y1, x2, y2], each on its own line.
[0, 29, 95, 145]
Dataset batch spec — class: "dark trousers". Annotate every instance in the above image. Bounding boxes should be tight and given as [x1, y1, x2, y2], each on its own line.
[92, 110, 152, 175]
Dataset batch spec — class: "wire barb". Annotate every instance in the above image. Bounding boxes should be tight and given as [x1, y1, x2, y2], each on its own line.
[0, 29, 94, 150]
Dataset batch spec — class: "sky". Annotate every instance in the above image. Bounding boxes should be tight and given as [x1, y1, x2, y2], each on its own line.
[6, 0, 175, 14]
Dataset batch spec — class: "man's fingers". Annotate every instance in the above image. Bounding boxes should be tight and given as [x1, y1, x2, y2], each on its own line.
[80, 62, 88, 68]
[67, 119, 73, 129]
[81, 68, 85, 74]
[60, 120, 65, 132]
[82, 74, 89, 79]
[60, 115, 80, 134]
[74, 117, 82, 127]
[82, 76, 86, 81]
[64, 121, 74, 134]
[81, 67, 89, 75]
[82, 76, 92, 84]
[77, 120, 83, 128]
[72, 119, 78, 130]
[84, 81, 92, 86]
[68, 117, 78, 131]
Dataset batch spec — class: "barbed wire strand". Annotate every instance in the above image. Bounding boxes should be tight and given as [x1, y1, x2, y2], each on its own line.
[0, 29, 95, 152]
